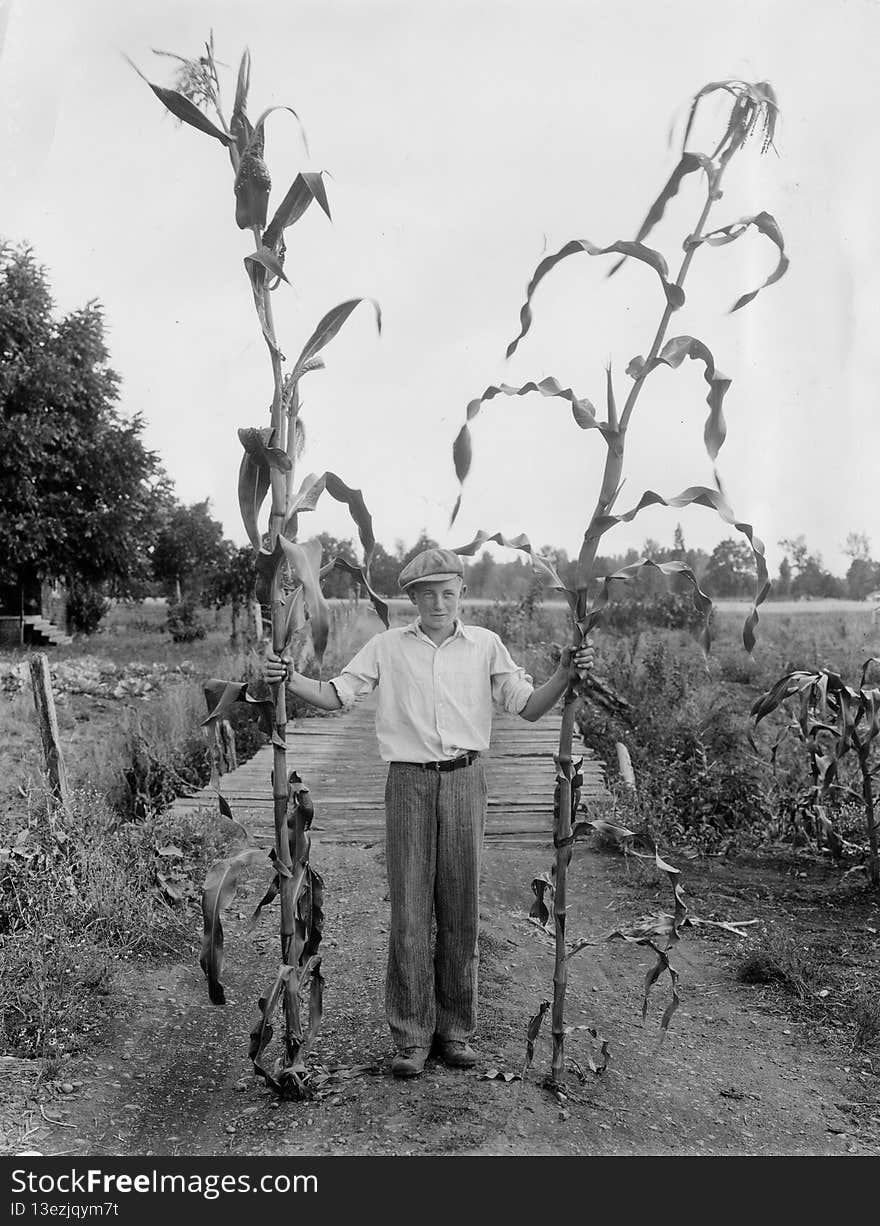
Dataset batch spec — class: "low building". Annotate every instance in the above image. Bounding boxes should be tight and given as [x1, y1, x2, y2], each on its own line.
[0, 574, 72, 648]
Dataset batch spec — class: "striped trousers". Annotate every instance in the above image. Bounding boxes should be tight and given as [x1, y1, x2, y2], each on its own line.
[384, 760, 488, 1049]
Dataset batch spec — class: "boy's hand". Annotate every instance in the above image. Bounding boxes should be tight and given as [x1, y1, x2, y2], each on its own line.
[263, 650, 290, 685]
[561, 640, 595, 682]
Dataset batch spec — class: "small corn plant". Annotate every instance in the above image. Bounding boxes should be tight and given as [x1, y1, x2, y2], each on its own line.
[130, 35, 385, 1097]
[752, 659, 880, 885]
[452, 81, 786, 1083]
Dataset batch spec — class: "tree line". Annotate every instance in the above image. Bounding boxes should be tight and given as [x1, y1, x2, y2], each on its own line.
[2, 242, 877, 637]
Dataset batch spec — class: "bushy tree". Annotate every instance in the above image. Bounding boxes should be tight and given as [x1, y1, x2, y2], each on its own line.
[203, 542, 257, 645]
[0, 242, 168, 598]
[151, 499, 227, 601]
[779, 535, 844, 599]
[703, 538, 755, 597]
[843, 534, 879, 600]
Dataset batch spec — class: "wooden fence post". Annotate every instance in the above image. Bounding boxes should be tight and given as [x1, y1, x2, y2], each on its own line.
[28, 652, 69, 807]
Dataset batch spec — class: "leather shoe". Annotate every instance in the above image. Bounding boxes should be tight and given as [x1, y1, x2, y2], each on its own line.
[434, 1038, 477, 1069]
[391, 1046, 430, 1078]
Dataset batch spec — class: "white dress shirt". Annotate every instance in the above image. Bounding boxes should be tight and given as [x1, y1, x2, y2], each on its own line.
[329, 619, 534, 762]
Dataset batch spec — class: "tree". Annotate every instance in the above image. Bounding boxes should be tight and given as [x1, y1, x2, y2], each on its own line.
[151, 499, 227, 601]
[368, 542, 401, 597]
[203, 542, 257, 645]
[0, 242, 169, 600]
[398, 530, 439, 569]
[703, 538, 755, 597]
[779, 536, 843, 599]
[843, 534, 879, 600]
[315, 533, 359, 598]
[777, 556, 792, 598]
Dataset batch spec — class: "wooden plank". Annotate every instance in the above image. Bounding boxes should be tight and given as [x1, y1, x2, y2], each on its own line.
[170, 690, 606, 842]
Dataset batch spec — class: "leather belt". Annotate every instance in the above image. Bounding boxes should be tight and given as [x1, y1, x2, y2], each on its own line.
[401, 751, 480, 773]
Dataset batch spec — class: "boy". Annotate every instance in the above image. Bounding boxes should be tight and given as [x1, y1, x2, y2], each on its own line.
[265, 547, 594, 1077]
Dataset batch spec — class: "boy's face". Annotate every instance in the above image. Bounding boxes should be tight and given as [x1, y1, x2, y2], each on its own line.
[407, 577, 466, 632]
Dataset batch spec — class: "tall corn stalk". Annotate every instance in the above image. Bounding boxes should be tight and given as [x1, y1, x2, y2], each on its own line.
[130, 36, 385, 1096]
[452, 81, 786, 1083]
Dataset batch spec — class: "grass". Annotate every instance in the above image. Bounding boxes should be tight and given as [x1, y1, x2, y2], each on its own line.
[0, 783, 238, 1058]
[736, 929, 823, 1000]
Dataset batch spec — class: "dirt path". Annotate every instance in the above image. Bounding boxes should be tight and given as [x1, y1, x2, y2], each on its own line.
[10, 837, 879, 1157]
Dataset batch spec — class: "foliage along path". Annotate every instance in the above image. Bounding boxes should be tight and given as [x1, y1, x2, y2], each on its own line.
[10, 701, 879, 1158]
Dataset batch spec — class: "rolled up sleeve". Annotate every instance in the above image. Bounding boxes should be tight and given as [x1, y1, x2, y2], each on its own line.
[489, 634, 534, 715]
[329, 636, 381, 710]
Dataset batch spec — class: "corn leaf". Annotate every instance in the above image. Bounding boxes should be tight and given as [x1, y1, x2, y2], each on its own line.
[530, 871, 555, 928]
[607, 153, 710, 275]
[453, 530, 576, 612]
[321, 556, 390, 628]
[507, 238, 685, 359]
[627, 335, 730, 460]
[249, 962, 297, 1073]
[264, 172, 330, 253]
[690, 211, 789, 311]
[244, 246, 290, 286]
[450, 377, 602, 522]
[237, 449, 271, 550]
[587, 484, 768, 651]
[203, 677, 275, 738]
[291, 299, 382, 382]
[278, 536, 330, 662]
[125, 57, 235, 146]
[522, 1000, 551, 1077]
[283, 471, 378, 567]
[589, 557, 714, 652]
[200, 848, 270, 1005]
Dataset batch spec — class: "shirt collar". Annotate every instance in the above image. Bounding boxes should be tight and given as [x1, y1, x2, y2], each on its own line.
[405, 617, 473, 643]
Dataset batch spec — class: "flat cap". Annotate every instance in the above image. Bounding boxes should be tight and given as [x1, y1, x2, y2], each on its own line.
[398, 547, 464, 591]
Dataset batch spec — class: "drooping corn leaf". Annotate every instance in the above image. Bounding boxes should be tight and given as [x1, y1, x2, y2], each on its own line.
[585, 484, 769, 651]
[283, 471, 377, 568]
[522, 1000, 551, 1077]
[238, 425, 292, 473]
[453, 530, 576, 612]
[125, 56, 235, 146]
[607, 153, 710, 276]
[589, 557, 714, 652]
[321, 556, 390, 628]
[264, 172, 331, 251]
[298, 866, 325, 962]
[249, 962, 296, 1072]
[690, 211, 788, 311]
[237, 448, 272, 550]
[450, 377, 602, 521]
[290, 299, 382, 382]
[200, 848, 270, 1004]
[244, 246, 290, 286]
[202, 678, 275, 738]
[507, 238, 685, 359]
[278, 536, 330, 662]
[529, 871, 555, 928]
[627, 335, 730, 461]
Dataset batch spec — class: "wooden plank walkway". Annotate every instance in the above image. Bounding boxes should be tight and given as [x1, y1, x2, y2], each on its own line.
[172, 695, 606, 845]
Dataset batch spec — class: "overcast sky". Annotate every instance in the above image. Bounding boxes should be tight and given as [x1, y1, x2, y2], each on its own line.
[1, 0, 877, 576]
